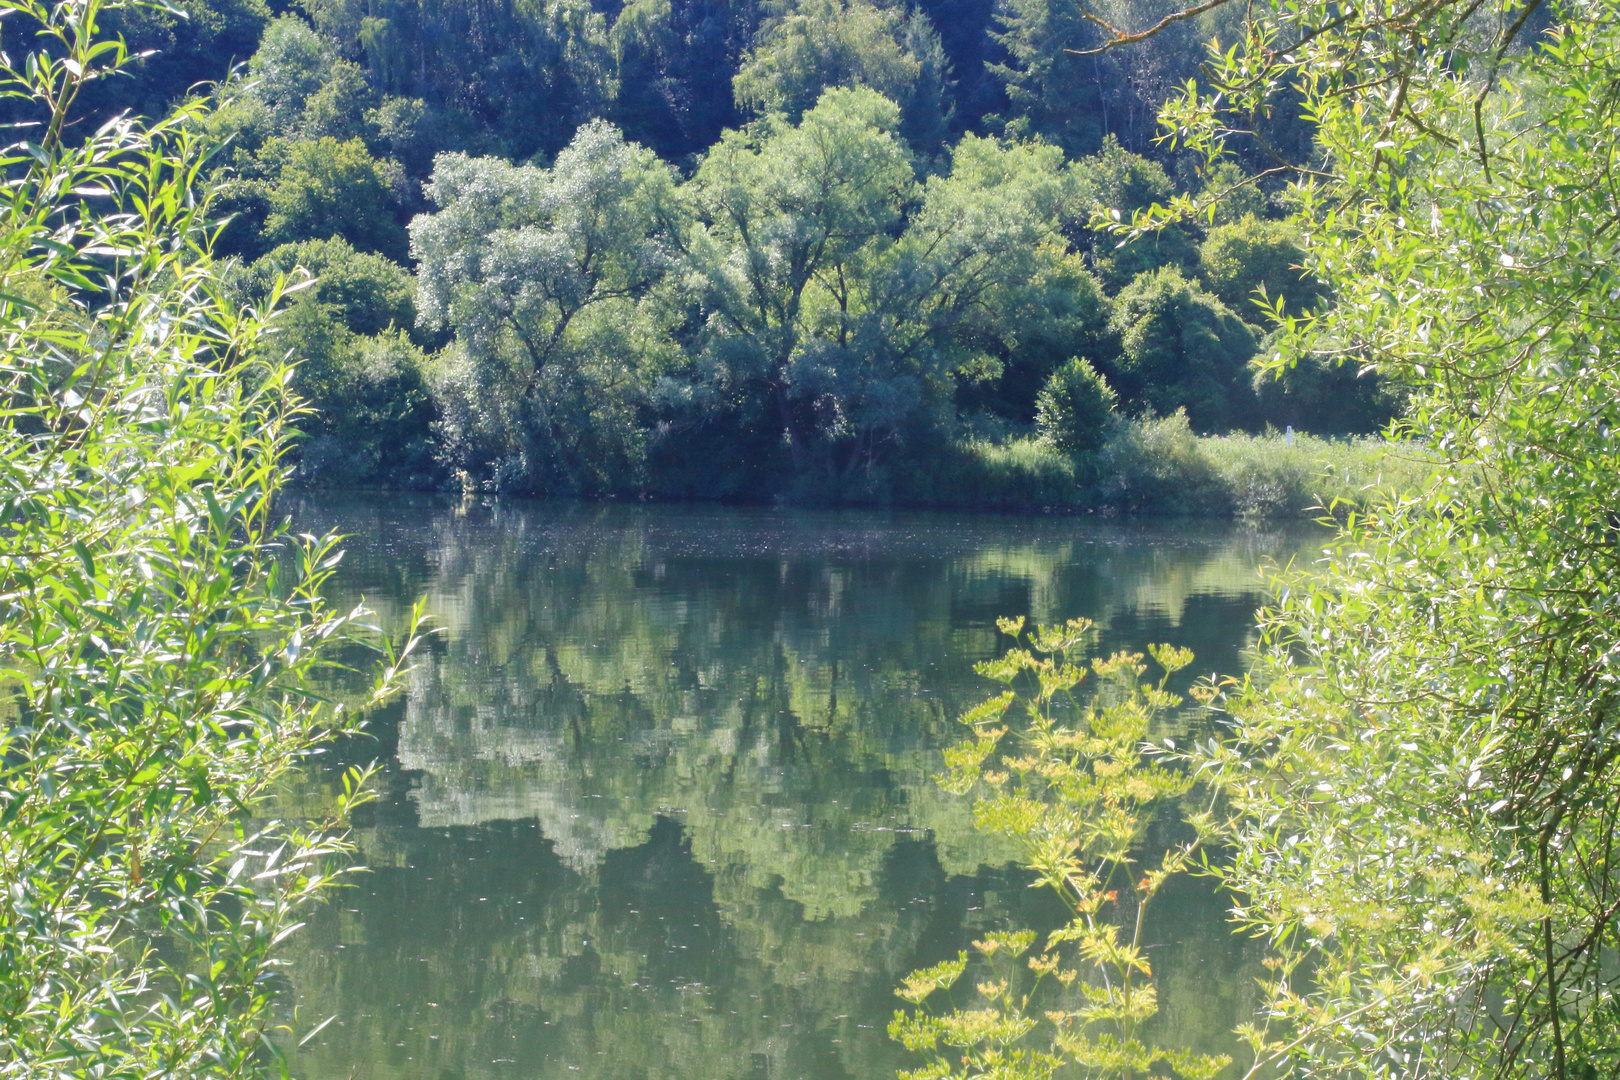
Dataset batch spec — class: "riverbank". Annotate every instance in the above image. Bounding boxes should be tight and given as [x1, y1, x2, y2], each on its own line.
[307, 415, 1431, 520]
[899, 415, 1433, 517]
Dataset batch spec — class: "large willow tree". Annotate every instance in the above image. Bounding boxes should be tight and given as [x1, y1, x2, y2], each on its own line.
[0, 0, 417, 1073]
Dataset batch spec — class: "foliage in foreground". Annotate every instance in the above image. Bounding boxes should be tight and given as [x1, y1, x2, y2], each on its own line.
[899, 1, 1620, 1079]
[1168, 3, 1620, 1076]
[890, 620, 1228, 1080]
[0, 0, 416, 1072]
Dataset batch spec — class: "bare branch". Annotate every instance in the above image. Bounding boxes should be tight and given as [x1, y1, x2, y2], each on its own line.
[1064, 0, 1240, 56]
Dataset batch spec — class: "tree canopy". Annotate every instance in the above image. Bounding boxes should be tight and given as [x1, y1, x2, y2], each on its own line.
[408, 120, 682, 492]
[30, 0, 1402, 502]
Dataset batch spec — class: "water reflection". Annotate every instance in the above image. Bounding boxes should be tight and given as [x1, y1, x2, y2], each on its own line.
[283, 497, 1316, 1080]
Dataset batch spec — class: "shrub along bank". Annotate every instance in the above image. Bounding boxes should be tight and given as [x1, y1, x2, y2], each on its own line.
[751, 415, 1431, 518]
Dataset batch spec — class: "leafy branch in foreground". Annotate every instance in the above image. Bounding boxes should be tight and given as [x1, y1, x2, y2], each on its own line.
[901, 2, 1620, 1079]
[0, 0, 422, 1073]
[891, 617, 1229, 1080]
[1171, 9, 1620, 1079]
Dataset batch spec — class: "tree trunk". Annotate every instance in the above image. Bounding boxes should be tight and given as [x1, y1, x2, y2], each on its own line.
[775, 384, 806, 474]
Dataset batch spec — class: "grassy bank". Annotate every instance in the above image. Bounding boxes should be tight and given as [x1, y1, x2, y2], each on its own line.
[297, 412, 1434, 520]
[892, 414, 1435, 518]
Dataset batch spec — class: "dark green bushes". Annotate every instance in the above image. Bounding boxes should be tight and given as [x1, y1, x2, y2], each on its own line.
[1105, 267, 1259, 432]
[1034, 358, 1116, 457]
[234, 237, 439, 487]
[889, 437, 1085, 510]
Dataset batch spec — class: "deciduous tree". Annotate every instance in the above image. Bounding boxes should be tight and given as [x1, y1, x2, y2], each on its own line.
[263, 135, 407, 258]
[684, 87, 915, 477]
[1107, 267, 1255, 431]
[411, 119, 683, 491]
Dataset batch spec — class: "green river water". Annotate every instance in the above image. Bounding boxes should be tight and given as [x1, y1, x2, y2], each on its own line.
[279, 495, 1323, 1080]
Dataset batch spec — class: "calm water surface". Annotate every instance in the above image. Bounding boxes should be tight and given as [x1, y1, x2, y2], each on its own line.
[282, 496, 1322, 1080]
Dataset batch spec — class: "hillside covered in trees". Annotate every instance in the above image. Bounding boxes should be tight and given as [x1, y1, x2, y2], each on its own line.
[79, 0, 1401, 502]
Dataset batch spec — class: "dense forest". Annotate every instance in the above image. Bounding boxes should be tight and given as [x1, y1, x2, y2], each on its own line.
[67, 0, 1401, 502]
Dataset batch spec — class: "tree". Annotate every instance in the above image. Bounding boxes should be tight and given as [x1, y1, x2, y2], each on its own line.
[263, 135, 408, 258]
[608, 0, 690, 156]
[1085, 0, 1244, 150]
[1196, 7, 1620, 1077]
[988, 0, 1104, 158]
[677, 94, 1111, 492]
[238, 239, 437, 485]
[899, 11, 955, 168]
[304, 0, 618, 162]
[290, 326, 440, 486]
[1082, 0, 1620, 1076]
[1107, 267, 1256, 431]
[201, 44, 407, 262]
[0, 0, 417, 1070]
[732, 0, 955, 161]
[246, 14, 329, 132]
[1035, 358, 1116, 456]
[683, 87, 916, 480]
[299, 57, 377, 142]
[365, 94, 442, 174]
[673, 101, 1120, 494]
[411, 119, 683, 491]
[913, 0, 1003, 136]
[989, 0, 1239, 155]
[1073, 137, 1199, 291]
[905, 135, 1112, 425]
[94, 0, 271, 121]
[245, 237, 417, 336]
[1197, 214, 1323, 323]
[1251, 349, 1403, 436]
[989, 249, 1116, 421]
[1193, 159, 1266, 226]
[606, 0, 760, 159]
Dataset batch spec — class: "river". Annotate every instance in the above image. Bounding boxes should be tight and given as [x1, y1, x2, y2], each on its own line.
[279, 495, 1322, 1080]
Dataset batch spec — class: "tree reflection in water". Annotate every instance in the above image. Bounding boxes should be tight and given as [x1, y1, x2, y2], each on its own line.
[280, 497, 1304, 1080]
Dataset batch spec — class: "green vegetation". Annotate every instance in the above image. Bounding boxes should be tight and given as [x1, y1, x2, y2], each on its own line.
[31, 0, 1620, 1068]
[889, 420, 1432, 516]
[0, 0, 417, 1070]
[14, 0, 1406, 509]
[897, 1, 1620, 1080]
[1197, 216, 1324, 320]
[1182, 1, 1620, 1074]
[1036, 358, 1116, 458]
[891, 620, 1228, 1080]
